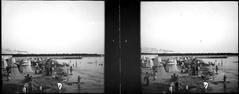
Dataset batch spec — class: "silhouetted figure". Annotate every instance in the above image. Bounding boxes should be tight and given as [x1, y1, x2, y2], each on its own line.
[223, 74, 227, 83]
[144, 72, 150, 86]
[70, 66, 73, 75]
[78, 75, 81, 83]
[24, 74, 32, 83]
[175, 81, 179, 92]
[215, 65, 218, 73]
[29, 82, 33, 93]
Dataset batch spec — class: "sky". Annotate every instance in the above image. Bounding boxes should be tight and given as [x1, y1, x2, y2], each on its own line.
[2, 1, 104, 54]
[141, 1, 238, 53]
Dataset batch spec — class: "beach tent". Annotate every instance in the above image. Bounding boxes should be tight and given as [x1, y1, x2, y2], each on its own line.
[20, 59, 33, 73]
[2, 59, 8, 69]
[167, 59, 179, 72]
[10, 63, 24, 80]
[3, 57, 23, 80]
[153, 56, 162, 66]
[149, 59, 154, 68]
[156, 62, 169, 78]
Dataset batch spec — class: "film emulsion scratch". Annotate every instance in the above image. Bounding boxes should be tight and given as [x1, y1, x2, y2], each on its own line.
[140, 1, 238, 93]
[1, 0, 104, 93]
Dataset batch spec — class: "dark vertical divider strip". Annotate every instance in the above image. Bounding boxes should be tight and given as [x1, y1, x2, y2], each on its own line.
[105, 0, 120, 93]
[120, 0, 141, 93]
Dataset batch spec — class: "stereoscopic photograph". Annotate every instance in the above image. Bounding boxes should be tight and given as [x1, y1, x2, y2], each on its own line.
[1, 0, 238, 94]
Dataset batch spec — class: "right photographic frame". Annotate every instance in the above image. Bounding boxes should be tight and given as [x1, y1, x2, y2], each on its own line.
[140, 1, 238, 93]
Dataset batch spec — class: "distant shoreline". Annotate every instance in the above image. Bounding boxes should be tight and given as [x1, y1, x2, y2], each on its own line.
[1, 54, 104, 58]
[141, 53, 238, 56]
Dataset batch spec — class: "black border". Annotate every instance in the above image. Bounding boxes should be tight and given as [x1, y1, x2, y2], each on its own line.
[120, 0, 141, 93]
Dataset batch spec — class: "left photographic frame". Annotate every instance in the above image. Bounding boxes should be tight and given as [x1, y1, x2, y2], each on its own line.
[1, 0, 105, 93]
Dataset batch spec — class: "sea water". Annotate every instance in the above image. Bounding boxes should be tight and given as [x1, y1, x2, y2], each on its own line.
[54, 56, 104, 93]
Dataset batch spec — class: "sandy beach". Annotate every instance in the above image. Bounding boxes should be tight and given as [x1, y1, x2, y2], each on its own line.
[1, 56, 104, 93]
[141, 55, 238, 93]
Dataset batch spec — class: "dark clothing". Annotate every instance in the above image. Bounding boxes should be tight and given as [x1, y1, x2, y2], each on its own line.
[216, 66, 218, 73]
[144, 77, 149, 86]
[70, 67, 73, 74]
[175, 82, 179, 92]
[223, 75, 227, 82]
[144, 73, 150, 86]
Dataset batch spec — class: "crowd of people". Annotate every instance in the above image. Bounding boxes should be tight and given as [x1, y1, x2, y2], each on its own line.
[2, 57, 80, 93]
[141, 55, 228, 93]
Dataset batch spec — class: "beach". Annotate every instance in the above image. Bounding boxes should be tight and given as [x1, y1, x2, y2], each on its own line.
[141, 55, 238, 93]
[1, 56, 104, 93]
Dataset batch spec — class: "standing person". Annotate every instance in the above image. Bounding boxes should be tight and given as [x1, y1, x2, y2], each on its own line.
[203, 81, 208, 92]
[152, 71, 157, 80]
[223, 74, 227, 83]
[39, 83, 43, 93]
[78, 75, 81, 83]
[29, 81, 33, 93]
[57, 83, 63, 93]
[169, 82, 173, 94]
[175, 81, 179, 92]
[23, 84, 27, 93]
[70, 66, 73, 75]
[24, 83, 29, 93]
[185, 85, 189, 93]
[215, 65, 218, 74]
[149, 59, 154, 70]
[144, 72, 150, 86]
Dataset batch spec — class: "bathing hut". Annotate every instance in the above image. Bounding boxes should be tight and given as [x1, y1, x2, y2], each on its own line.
[167, 59, 179, 72]
[10, 63, 24, 80]
[2, 58, 8, 69]
[20, 59, 33, 73]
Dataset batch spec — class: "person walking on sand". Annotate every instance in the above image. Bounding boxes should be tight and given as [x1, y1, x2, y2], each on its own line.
[144, 72, 150, 86]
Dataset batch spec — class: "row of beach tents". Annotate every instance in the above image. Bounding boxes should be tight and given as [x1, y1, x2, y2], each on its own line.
[2, 56, 33, 80]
